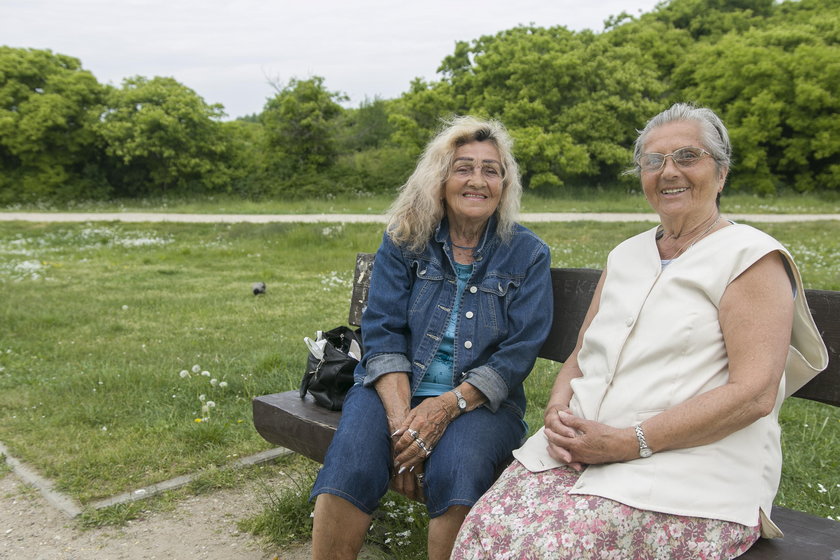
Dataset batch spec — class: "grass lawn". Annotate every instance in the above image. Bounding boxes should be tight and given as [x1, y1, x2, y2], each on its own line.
[0, 216, 837, 548]
[2, 190, 839, 215]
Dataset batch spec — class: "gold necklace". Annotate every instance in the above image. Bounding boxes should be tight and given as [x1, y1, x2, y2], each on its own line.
[670, 215, 721, 259]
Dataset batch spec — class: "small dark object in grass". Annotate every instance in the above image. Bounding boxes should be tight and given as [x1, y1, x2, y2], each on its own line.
[252, 282, 266, 295]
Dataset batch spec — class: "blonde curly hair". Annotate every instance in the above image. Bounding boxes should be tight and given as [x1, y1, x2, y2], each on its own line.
[387, 116, 522, 252]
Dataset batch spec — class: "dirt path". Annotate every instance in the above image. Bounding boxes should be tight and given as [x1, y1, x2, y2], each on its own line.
[0, 470, 310, 560]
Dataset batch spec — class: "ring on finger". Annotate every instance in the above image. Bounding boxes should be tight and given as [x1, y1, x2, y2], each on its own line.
[414, 438, 433, 456]
[416, 472, 425, 485]
[408, 429, 419, 440]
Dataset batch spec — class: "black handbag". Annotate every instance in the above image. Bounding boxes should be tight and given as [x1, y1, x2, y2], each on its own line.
[299, 326, 362, 411]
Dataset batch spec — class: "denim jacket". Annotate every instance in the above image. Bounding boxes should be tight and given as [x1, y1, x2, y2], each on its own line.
[357, 216, 554, 418]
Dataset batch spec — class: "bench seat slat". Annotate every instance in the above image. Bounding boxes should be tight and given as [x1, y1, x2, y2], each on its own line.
[253, 392, 339, 464]
[740, 506, 840, 558]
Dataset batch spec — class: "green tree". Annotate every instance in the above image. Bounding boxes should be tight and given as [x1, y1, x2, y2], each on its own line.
[652, 0, 775, 39]
[673, 14, 840, 193]
[331, 97, 416, 195]
[260, 76, 345, 187]
[0, 47, 108, 203]
[432, 26, 665, 190]
[97, 76, 232, 197]
[387, 78, 460, 152]
[335, 96, 394, 153]
[222, 118, 271, 198]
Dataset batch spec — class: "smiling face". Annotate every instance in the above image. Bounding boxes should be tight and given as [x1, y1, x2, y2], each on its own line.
[640, 120, 728, 223]
[443, 141, 504, 228]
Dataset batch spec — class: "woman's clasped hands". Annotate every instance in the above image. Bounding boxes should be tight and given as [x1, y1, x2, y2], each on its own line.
[389, 395, 455, 501]
[543, 406, 636, 470]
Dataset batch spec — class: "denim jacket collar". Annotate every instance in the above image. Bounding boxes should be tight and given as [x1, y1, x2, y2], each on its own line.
[434, 214, 499, 263]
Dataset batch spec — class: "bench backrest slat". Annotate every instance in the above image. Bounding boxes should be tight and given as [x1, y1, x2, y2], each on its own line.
[794, 289, 839, 406]
[348, 253, 375, 327]
[346, 253, 838, 408]
[537, 267, 601, 363]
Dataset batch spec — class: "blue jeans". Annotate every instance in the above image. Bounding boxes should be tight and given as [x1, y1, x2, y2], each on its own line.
[310, 383, 526, 517]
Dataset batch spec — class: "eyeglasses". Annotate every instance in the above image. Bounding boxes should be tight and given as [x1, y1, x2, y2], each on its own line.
[450, 161, 504, 181]
[637, 147, 713, 173]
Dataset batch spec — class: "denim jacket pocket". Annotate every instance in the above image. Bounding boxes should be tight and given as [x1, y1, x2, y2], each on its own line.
[477, 275, 521, 337]
[408, 258, 445, 314]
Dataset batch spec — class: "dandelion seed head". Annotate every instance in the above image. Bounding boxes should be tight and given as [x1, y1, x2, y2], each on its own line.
[201, 370, 211, 377]
[219, 381, 228, 388]
[179, 370, 189, 378]
[192, 364, 201, 373]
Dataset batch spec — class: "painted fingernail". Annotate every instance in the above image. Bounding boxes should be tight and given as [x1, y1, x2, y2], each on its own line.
[391, 430, 400, 437]
[398, 466, 406, 474]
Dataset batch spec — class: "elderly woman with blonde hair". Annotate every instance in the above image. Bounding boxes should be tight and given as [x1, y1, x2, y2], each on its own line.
[309, 116, 554, 560]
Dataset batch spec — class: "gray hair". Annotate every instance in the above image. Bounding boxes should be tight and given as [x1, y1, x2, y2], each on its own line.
[387, 115, 522, 252]
[630, 103, 732, 176]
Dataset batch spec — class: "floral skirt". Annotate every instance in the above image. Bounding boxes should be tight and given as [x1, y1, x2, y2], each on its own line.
[451, 462, 760, 560]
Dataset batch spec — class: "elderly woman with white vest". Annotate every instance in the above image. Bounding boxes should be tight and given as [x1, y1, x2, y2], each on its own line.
[451, 103, 829, 560]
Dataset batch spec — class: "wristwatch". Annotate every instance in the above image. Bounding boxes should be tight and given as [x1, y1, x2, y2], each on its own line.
[451, 389, 467, 415]
[634, 424, 653, 458]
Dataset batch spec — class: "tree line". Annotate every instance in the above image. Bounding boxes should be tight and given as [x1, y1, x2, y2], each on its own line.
[1, 0, 837, 204]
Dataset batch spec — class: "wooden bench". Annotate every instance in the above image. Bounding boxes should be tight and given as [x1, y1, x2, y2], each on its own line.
[253, 253, 840, 559]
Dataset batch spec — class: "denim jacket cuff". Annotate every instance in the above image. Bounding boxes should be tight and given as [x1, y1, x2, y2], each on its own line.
[363, 352, 412, 386]
[463, 365, 506, 412]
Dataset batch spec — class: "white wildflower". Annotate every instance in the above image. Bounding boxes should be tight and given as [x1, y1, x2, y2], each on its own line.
[179, 370, 189, 378]
[219, 381, 228, 388]
[192, 364, 201, 373]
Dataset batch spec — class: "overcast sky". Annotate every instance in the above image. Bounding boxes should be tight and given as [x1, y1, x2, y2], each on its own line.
[2, 0, 661, 119]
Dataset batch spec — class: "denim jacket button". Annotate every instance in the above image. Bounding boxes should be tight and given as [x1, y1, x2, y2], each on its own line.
[469, 286, 478, 294]
[465, 311, 474, 319]
[464, 340, 473, 349]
